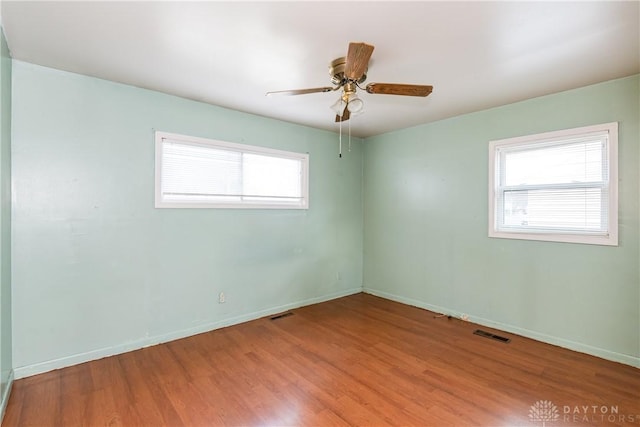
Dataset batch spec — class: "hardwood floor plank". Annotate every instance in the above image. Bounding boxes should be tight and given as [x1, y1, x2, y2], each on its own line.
[306, 408, 351, 426]
[15, 375, 61, 426]
[4, 293, 639, 426]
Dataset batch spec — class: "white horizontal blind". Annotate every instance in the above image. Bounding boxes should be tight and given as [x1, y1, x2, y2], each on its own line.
[497, 135, 608, 233]
[489, 122, 618, 246]
[162, 142, 242, 203]
[155, 132, 308, 209]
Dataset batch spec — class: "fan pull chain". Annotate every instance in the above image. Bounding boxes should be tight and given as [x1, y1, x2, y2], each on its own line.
[339, 115, 342, 158]
[348, 118, 352, 152]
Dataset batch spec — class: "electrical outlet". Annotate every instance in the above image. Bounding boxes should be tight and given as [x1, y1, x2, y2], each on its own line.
[218, 292, 225, 304]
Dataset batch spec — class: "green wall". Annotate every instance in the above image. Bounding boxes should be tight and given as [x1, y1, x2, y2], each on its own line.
[0, 24, 12, 413]
[11, 61, 363, 377]
[363, 75, 640, 366]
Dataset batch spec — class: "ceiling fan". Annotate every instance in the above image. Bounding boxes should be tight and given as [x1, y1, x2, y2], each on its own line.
[266, 42, 433, 122]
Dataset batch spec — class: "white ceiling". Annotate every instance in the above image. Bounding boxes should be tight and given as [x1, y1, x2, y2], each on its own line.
[2, 1, 639, 138]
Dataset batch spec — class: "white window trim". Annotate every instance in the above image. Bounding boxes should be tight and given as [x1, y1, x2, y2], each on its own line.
[488, 122, 618, 246]
[155, 131, 309, 209]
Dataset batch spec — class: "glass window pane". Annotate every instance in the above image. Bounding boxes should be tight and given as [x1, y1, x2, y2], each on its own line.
[243, 153, 302, 199]
[503, 140, 604, 186]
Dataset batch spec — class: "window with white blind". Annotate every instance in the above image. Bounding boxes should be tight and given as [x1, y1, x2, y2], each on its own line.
[488, 122, 618, 246]
[155, 131, 309, 209]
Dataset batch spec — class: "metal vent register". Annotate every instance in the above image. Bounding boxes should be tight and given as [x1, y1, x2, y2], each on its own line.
[270, 312, 294, 320]
[473, 329, 511, 343]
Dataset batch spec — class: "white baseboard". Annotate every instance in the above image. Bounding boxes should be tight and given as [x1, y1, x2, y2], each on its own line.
[0, 369, 14, 423]
[14, 287, 363, 379]
[364, 287, 640, 369]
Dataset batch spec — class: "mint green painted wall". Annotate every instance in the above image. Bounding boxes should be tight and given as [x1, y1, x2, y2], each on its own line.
[0, 26, 12, 404]
[363, 75, 640, 366]
[11, 61, 363, 374]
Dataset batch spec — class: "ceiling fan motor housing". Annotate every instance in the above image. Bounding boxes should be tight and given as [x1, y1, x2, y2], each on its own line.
[330, 57, 367, 86]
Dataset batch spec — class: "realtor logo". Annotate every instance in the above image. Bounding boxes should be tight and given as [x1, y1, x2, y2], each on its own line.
[529, 400, 560, 426]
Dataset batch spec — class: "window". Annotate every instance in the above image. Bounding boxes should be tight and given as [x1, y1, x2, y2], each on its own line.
[488, 122, 618, 246]
[155, 131, 309, 209]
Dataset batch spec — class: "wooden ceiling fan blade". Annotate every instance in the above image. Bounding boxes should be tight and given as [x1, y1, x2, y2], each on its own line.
[366, 83, 433, 97]
[266, 87, 336, 96]
[335, 106, 351, 122]
[345, 42, 374, 81]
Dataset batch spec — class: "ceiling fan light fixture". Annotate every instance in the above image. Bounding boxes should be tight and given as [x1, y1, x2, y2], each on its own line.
[330, 97, 346, 114]
[346, 93, 364, 113]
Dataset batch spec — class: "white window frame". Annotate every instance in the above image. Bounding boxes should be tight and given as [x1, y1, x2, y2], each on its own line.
[155, 131, 309, 209]
[488, 122, 618, 246]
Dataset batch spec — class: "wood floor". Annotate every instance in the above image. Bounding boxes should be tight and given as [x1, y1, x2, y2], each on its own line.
[4, 293, 640, 426]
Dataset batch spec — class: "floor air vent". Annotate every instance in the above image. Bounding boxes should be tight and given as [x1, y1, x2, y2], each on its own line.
[473, 329, 511, 343]
[270, 312, 294, 320]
